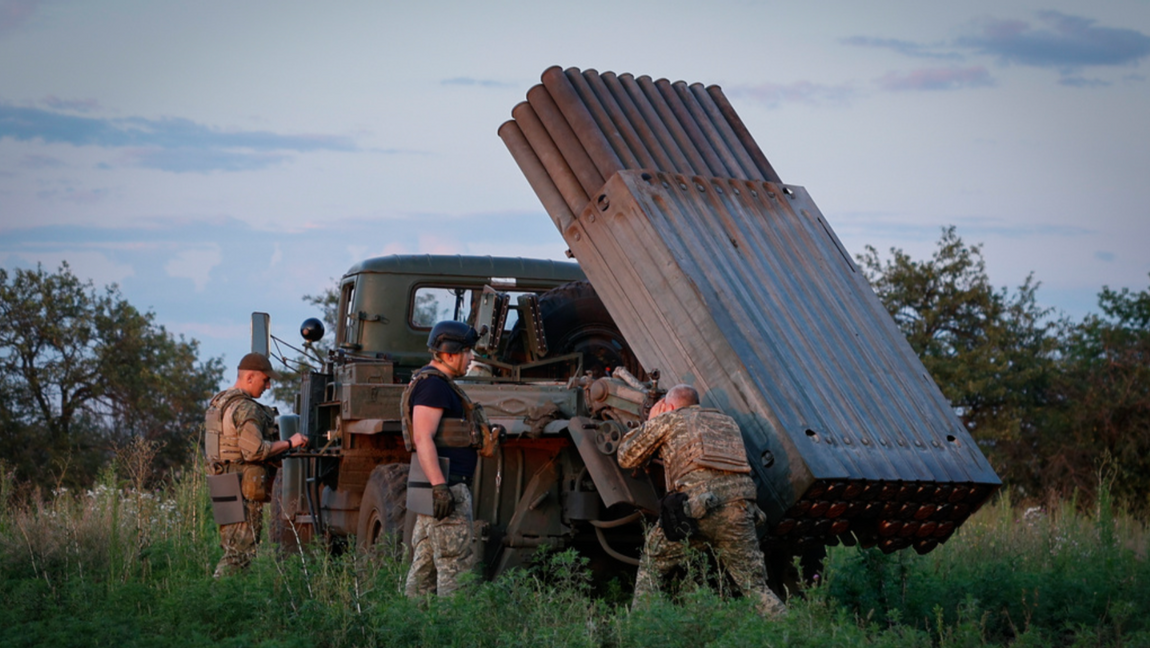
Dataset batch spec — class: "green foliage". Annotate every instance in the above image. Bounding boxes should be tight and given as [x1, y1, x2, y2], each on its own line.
[0, 263, 224, 489]
[824, 489, 1150, 646]
[856, 227, 1060, 461]
[1036, 278, 1150, 512]
[858, 229, 1150, 511]
[3, 460, 1148, 647]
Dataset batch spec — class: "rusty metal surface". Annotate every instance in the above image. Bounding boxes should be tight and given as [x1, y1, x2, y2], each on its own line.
[573, 170, 999, 553]
[568, 417, 660, 512]
[502, 67, 1000, 554]
[499, 66, 781, 231]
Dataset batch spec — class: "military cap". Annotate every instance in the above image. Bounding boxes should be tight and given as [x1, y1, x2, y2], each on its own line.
[237, 352, 280, 379]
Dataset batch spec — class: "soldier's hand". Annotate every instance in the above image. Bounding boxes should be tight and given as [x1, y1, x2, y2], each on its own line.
[648, 398, 670, 419]
[432, 484, 454, 520]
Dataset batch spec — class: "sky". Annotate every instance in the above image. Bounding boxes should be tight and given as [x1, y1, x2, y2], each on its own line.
[2, 0, 1149, 385]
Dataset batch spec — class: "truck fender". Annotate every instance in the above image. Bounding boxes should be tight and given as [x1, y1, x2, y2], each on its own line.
[567, 417, 659, 513]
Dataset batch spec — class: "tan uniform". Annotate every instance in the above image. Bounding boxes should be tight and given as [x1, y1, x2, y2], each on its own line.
[618, 405, 786, 617]
[206, 387, 278, 578]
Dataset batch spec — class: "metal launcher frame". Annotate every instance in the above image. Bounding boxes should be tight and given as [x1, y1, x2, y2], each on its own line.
[499, 66, 1000, 555]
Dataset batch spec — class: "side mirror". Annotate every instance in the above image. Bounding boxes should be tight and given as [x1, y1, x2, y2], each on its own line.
[518, 293, 548, 358]
[251, 312, 271, 356]
[474, 288, 509, 353]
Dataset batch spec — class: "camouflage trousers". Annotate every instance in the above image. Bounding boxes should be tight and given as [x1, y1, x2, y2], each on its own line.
[404, 483, 476, 597]
[634, 498, 786, 618]
[214, 498, 263, 578]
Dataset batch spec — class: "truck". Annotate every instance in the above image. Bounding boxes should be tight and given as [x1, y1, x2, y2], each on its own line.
[263, 66, 1001, 596]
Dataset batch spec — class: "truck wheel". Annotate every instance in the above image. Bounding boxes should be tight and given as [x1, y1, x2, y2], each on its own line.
[356, 463, 409, 558]
[506, 280, 644, 379]
[270, 471, 312, 553]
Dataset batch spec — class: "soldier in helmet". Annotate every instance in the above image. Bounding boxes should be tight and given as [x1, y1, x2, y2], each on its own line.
[205, 353, 307, 578]
[401, 320, 482, 597]
[617, 384, 786, 618]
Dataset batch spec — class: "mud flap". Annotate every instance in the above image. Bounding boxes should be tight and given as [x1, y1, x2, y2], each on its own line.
[405, 454, 450, 516]
[208, 473, 245, 525]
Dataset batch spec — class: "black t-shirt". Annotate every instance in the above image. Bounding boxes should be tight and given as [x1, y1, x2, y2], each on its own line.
[409, 368, 477, 481]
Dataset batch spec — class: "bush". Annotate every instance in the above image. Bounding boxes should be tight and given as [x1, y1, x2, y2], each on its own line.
[2, 458, 1148, 647]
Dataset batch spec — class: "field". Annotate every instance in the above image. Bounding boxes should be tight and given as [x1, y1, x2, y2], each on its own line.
[2, 461, 1147, 648]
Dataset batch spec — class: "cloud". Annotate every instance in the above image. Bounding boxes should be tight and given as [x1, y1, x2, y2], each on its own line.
[0, 105, 356, 151]
[875, 66, 995, 91]
[42, 95, 101, 113]
[36, 186, 110, 204]
[830, 212, 1095, 243]
[2, 249, 135, 290]
[1059, 75, 1110, 88]
[19, 153, 64, 169]
[726, 81, 857, 109]
[957, 11, 1150, 70]
[0, 104, 358, 172]
[120, 148, 292, 173]
[164, 244, 222, 292]
[167, 320, 249, 344]
[1095, 251, 1116, 262]
[441, 77, 515, 89]
[0, 0, 43, 37]
[841, 36, 964, 61]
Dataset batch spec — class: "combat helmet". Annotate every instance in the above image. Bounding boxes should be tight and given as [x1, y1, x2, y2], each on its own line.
[427, 320, 479, 354]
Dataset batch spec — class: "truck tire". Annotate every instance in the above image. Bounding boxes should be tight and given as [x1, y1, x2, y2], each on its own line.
[356, 463, 409, 558]
[505, 280, 644, 379]
[270, 471, 312, 553]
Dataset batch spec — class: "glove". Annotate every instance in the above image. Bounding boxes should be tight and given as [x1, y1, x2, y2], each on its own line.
[432, 484, 454, 520]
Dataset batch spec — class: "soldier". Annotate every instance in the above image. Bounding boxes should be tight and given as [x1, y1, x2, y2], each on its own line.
[205, 352, 307, 578]
[617, 384, 786, 618]
[402, 321, 482, 597]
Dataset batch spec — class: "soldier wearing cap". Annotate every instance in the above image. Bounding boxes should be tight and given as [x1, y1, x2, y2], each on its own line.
[205, 352, 307, 577]
[618, 384, 787, 618]
[402, 320, 483, 597]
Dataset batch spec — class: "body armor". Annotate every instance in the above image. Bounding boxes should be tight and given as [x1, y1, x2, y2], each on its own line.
[664, 408, 752, 488]
[204, 388, 278, 471]
[205, 389, 249, 470]
[400, 366, 497, 457]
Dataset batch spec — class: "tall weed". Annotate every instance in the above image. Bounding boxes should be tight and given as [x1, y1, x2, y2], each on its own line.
[823, 485, 1149, 645]
[3, 448, 1148, 647]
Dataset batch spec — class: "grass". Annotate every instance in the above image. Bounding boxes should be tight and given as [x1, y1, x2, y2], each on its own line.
[1, 453, 1147, 647]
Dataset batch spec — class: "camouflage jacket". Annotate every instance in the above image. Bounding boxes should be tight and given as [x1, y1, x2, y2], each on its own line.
[207, 387, 279, 464]
[618, 405, 756, 502]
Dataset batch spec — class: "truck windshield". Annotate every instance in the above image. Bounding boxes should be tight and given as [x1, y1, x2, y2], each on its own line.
[410, 285, 534, 332]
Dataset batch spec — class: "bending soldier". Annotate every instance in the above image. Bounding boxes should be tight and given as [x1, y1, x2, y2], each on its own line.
[205, 353, 307, 578]
[402, 321, 482, 597]
[617, 384, 786, 618]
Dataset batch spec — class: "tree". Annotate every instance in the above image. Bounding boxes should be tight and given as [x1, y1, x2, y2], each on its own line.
[856, 227, 1060, 482]
[0, 263, 224, 489]
[1040, 277, 1150, 511]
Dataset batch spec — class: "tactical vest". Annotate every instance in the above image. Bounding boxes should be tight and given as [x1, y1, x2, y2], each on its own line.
[400, 366, 496, 457]
[664, 408, 752, 488]
[204, 388, 277, 467]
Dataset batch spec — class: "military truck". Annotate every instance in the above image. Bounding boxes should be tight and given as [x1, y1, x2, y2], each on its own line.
[266, 255, 664, 577]
[263, 66, 1000, 593]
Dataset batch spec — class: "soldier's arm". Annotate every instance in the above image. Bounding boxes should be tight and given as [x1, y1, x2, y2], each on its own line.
[234, 404, 304, 462]
[237, 419, 277, 462]
[412, 405, 446, 485]
[617, 416, 671, 469]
